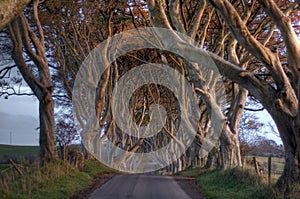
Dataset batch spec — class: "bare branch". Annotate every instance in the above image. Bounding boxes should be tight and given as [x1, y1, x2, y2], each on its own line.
[244, 107, 264, 112]
[259, 0, 300, 87]
[169, 0, 187, 34]
[0, 65, 17, 78]
[0, 90, 34, 97]
[33, 0, 45, 49]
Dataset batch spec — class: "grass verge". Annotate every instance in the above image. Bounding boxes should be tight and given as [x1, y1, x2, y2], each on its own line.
[179, 167, 275, 199]
[0, 160, 118, 199]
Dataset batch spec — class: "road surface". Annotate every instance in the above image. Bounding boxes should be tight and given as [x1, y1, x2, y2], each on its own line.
[89, 174, 193, 199]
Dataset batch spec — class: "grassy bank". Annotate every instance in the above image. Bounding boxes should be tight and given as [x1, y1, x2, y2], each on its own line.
[179, 167, 275, 199]
[0, 160, 118, 199]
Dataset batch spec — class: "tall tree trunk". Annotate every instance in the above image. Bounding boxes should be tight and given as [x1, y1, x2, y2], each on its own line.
[219, 126, 242, 169]
[220, 86, 248, 169]
[271, 111, 300, 196]
[39, 95, 57, 164]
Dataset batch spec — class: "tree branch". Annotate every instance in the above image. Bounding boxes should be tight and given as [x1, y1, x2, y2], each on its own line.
[0, 65, 17, 78]
[0, 90, 34, 97]
[207, 0, 298, 117]
[244, 107, 264, 112]
[259, 0, 300, 88]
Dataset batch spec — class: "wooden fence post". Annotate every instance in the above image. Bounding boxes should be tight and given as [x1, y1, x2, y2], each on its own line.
[9, 159, 23, 175]
[253, 157, 260, 176]
[268, 156, 271, 185]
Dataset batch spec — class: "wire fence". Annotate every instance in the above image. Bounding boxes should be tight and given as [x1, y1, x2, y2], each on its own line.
[244, 156, 284, 184]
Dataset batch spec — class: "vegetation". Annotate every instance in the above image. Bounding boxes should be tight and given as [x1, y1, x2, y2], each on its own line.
[0, 144, 118, 198]
[180, 167, 275, 199]
[199, 168, 275, 199]
[0, 160, 117, 199]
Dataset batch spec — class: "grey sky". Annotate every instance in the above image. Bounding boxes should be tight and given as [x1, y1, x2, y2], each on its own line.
[0, 96, 39, 145]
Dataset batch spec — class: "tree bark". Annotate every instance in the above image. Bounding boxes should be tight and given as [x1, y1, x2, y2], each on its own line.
[270, 109, 300, 194]
[0, 0, 31, 30]
[39, 94, 57, 163]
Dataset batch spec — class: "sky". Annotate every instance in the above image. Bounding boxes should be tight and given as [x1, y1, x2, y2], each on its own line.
[257, 110, 282, 145]
[0, 96, 39, 145]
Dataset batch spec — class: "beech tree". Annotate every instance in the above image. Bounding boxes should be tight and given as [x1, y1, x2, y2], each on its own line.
[56, 111, 79, 160]
[7, 1, 58, 164]
[147, 0, 300, 194]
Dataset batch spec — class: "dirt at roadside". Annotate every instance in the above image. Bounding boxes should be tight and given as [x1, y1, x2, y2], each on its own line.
[173, 176, 207, 199]
[70, 172, 118, 199]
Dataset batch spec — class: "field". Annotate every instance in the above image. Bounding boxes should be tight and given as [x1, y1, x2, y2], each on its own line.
[0, 144, 39, 163]
[254, 156, 285, 173]
[244, 156, 285, 182]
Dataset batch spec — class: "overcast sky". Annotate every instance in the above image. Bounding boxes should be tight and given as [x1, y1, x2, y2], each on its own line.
[0, 96, 39, 145]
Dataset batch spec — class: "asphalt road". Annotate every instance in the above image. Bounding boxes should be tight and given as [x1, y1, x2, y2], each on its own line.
[89, 174, 192, 199]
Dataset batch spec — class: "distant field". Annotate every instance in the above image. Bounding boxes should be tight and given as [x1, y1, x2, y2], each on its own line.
[245, 156, 284, 172]
[0, 144, 39, 163]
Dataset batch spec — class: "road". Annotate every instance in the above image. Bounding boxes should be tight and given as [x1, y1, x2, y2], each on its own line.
[89, 174, 193, 199]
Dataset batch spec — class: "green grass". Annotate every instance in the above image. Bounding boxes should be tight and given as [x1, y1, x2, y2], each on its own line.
[179, 167, 275, 199]
[0, 164, 10, 171]
[178, 165, 210, 177]
[82, 159, 119, 176]
[0, 144, 39, 162]
[0, 160, 118, 199]
[0, 144, 120, 198]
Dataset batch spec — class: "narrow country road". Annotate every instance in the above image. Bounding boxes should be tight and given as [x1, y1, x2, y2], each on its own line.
[89, 174, 198, 199]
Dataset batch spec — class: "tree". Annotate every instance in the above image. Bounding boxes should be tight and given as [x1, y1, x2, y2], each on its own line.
[239, 111, 264, 162]
[207, 0, 300, 193]
[239, 111, 264, 144]
[147, 0, 300, 194]
[249, 137, 284, 157]
[7, 0, 58, 164]
[55, 111, 80, 160]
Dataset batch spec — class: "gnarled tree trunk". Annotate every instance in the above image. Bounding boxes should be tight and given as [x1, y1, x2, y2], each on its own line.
[270, 108, 300, 195]
[8, 1, 58, 164]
